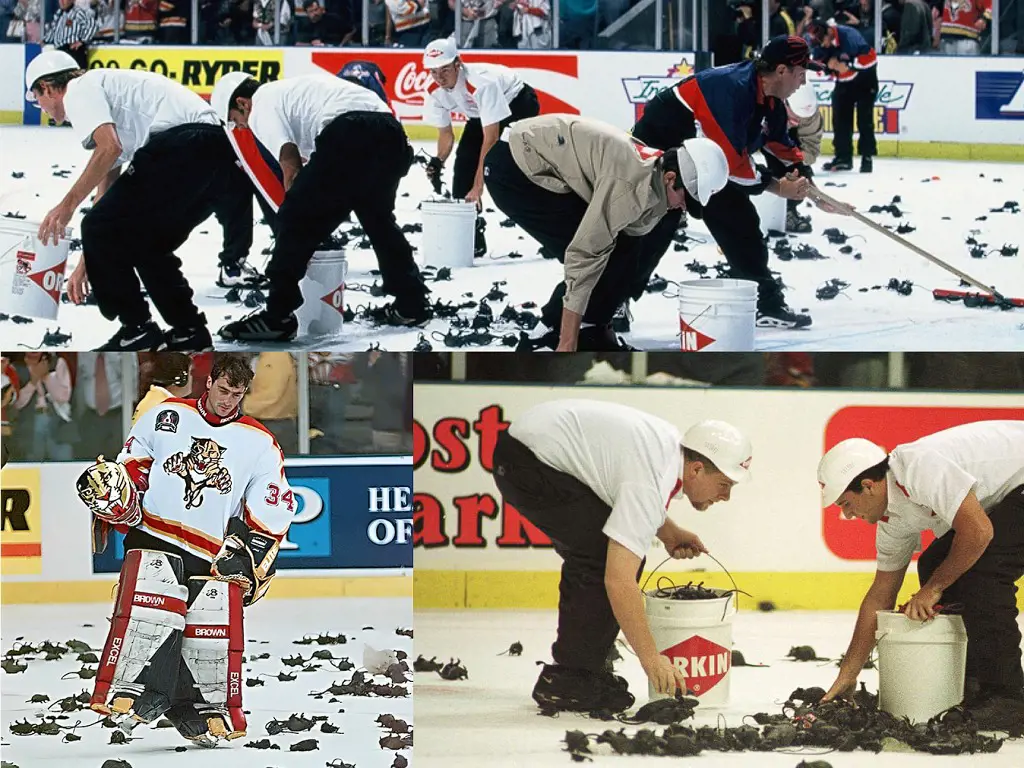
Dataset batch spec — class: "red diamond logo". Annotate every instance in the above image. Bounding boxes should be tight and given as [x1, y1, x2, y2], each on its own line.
[660, 634, 730, 695]
[679, 318, 716, 351]
[26, 256, 67, 304]
[319, 283, 345, 315]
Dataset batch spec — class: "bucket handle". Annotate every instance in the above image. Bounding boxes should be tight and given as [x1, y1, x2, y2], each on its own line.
[641, 551, 749, 622]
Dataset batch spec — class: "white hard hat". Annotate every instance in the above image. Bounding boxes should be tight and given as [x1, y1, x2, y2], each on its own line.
[787, 81, 819, 119]
[25, 49, 80, 102]
[817, 438, 888, 506]
[681, 420, 752, 483]
[423, 38, 458, 69]
[211, 71, 255, 123]
[679, 137, 729, 206]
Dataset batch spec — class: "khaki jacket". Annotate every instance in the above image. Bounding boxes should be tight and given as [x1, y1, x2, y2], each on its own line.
[506, 115, 670, 316]
[795, 111, 824, 166]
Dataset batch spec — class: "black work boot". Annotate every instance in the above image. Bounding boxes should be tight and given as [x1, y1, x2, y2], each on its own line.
[474, 217, 487, 258]
[532, 663, 635, 713]
[860, 156, 873, 173]
[823, 157, 853, 171]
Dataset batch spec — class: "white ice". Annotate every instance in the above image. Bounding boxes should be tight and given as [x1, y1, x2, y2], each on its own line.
[1, 596, 413, 767]
[414, 608, 1024, 767]
[1, 124, 1022, 351]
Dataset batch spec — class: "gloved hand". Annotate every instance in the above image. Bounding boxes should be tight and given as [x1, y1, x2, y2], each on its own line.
[425, 156, 444, 195]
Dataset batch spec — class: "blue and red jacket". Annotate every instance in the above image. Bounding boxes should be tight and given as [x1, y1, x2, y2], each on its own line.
[670, 61, 804, 188]
[809, 23, 877, 82]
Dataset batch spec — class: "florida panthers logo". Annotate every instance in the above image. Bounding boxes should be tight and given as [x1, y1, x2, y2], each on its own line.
[164, 437, 232, 509]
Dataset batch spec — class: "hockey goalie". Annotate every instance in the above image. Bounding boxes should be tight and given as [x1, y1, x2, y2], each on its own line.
[75, 355, 293, 747]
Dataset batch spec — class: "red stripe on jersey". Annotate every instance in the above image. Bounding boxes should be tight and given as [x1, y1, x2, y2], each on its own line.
[227, 582, 247, 733]
[225, 125, 285, 213]
[853, 49, 877, 69]
[91, 549, 142, 710]
[675, 78, 756, 182]
[131, 591, 187, 615]
[142, 513, 223, 558]
[666, 477, 683, 509]
[764, 139, 803, 165]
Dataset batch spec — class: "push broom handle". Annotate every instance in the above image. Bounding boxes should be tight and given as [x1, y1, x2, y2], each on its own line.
[805, 186, 1004, 299]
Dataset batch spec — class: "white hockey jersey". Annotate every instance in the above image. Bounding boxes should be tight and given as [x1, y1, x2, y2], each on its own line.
[116, 395, 294, 562]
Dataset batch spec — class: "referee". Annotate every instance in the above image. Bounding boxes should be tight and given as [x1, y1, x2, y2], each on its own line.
[43, 0, 97, 70]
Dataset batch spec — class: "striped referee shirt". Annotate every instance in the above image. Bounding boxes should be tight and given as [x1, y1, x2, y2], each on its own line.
[44, 6, 99, 48]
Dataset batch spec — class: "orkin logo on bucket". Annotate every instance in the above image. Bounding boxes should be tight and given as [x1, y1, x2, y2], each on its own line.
[319, 283, 345, 314]
[24, 253, 67, 304]
[679, 317, 715, 352]
[661, 634, 730, 695]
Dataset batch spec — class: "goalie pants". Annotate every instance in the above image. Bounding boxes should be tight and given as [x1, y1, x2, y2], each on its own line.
[264, 111, 428, 318]
[917, 485, 1024, 698]
[81, 123, 253, 330]
[491, 430, 645, 673]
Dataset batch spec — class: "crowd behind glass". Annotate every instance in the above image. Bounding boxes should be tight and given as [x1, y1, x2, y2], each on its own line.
[3, 0, 1021, 56]
[0, 351, 413, 462]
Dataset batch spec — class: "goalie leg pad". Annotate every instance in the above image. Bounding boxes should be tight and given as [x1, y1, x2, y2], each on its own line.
[91, 549, 188, 722]
[180, 576, 247, 738]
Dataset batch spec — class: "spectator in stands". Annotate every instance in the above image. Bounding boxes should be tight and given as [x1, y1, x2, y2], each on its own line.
[308, 352, 356, 455]
[132, 352, 193, 426]
[560, 0, 596, 49]
[454, 0, 500, 48]
[124, 0, 160, 41]
[158, 0, 189, 42]
[13, 352, 75, 462]
[73, 352, 134, 461]
[91, 0, 124, 41]
[939, 0, 989, 54]
[253, 0, 290, 44]
[1, 356, 20, 440]
[362, 0, 387, 44]
[896, 0, 933, 51]
[354, 351, 411, 453]
[385, 0, 429, 46]
[296, 0, 350, 44]
[242, 352, 298, 454]
[10, 0, 42, 42]
[1, 0, 19, 42]
[512, 0, 549, 48]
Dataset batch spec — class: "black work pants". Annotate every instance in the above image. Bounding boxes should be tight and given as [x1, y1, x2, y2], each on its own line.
[492, 431, 644, 672]
[917, 485, 1024, 697]
[452, 84, 541, 199]
[265, 111, 426, 317]
[631, 90, 783, 311]
[82, 123, 250, 329]
[831, 67, 878, 161]
[483, 141, 642, 327]
[215, 190, 278, 270]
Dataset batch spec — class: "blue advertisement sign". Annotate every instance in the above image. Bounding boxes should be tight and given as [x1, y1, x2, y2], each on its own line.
[975, 71, 1024, 120]
[93, 457, 412, 573]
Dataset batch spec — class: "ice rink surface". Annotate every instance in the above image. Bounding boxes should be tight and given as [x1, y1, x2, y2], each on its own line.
[414, 608, 1024, 767]
[0, 125, 1022, 351]
[1, 596, 413, 767]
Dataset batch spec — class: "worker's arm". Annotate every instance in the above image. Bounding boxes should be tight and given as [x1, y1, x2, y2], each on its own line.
[279, 143, 303, 192]
[436, 124, 455, 164]
[822, 566, 907, 701]
[465, 122, 500, 203]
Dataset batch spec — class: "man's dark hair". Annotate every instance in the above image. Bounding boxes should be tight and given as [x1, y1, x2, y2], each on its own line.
[660, 149, 686, 190]
[683, 447, 723, 475]
[210, 354, 254, 389]
[844, 457, 890, 495]
[32, 69, 85, 95]
[229, 78, 262, 114]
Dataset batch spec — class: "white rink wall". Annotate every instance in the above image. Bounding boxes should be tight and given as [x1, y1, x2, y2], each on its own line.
[3, 43, 1024, 154]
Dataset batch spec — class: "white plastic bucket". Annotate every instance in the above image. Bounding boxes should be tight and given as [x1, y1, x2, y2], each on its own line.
[875, 611, 968, 723]
[0, 219, 71, 320]
[752, 192, 787, 235]
[420, 199, 476, 269]
[645, 588, 737, 707]
[296, 250, 347, 338]
[678, 279, 758, 352]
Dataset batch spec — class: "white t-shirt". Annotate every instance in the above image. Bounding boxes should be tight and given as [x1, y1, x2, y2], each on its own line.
[875, 420, 1024, 571]
[508, 399, 683, 559]
[422, 63, 525, 129]
[249, 74, 391, 161]
[63, 70, 219, 167]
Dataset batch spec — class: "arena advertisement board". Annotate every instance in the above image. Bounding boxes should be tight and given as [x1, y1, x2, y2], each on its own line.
[0, 466, 42, 575]
[92, 456, 412, 573]
[414, 384, 1023, 573]
[975, 69, 1024, 120]
[822, 405, 1024, 561]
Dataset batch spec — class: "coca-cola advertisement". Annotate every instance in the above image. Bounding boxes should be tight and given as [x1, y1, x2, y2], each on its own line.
[309, 50, 581, 123]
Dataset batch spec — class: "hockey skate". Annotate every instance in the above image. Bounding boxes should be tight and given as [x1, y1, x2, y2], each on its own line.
[533, 663, 635, 713]
[164, 703, 242, 748]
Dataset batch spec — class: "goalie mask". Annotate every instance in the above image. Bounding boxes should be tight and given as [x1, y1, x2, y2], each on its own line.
[77, 456, 142, 527]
